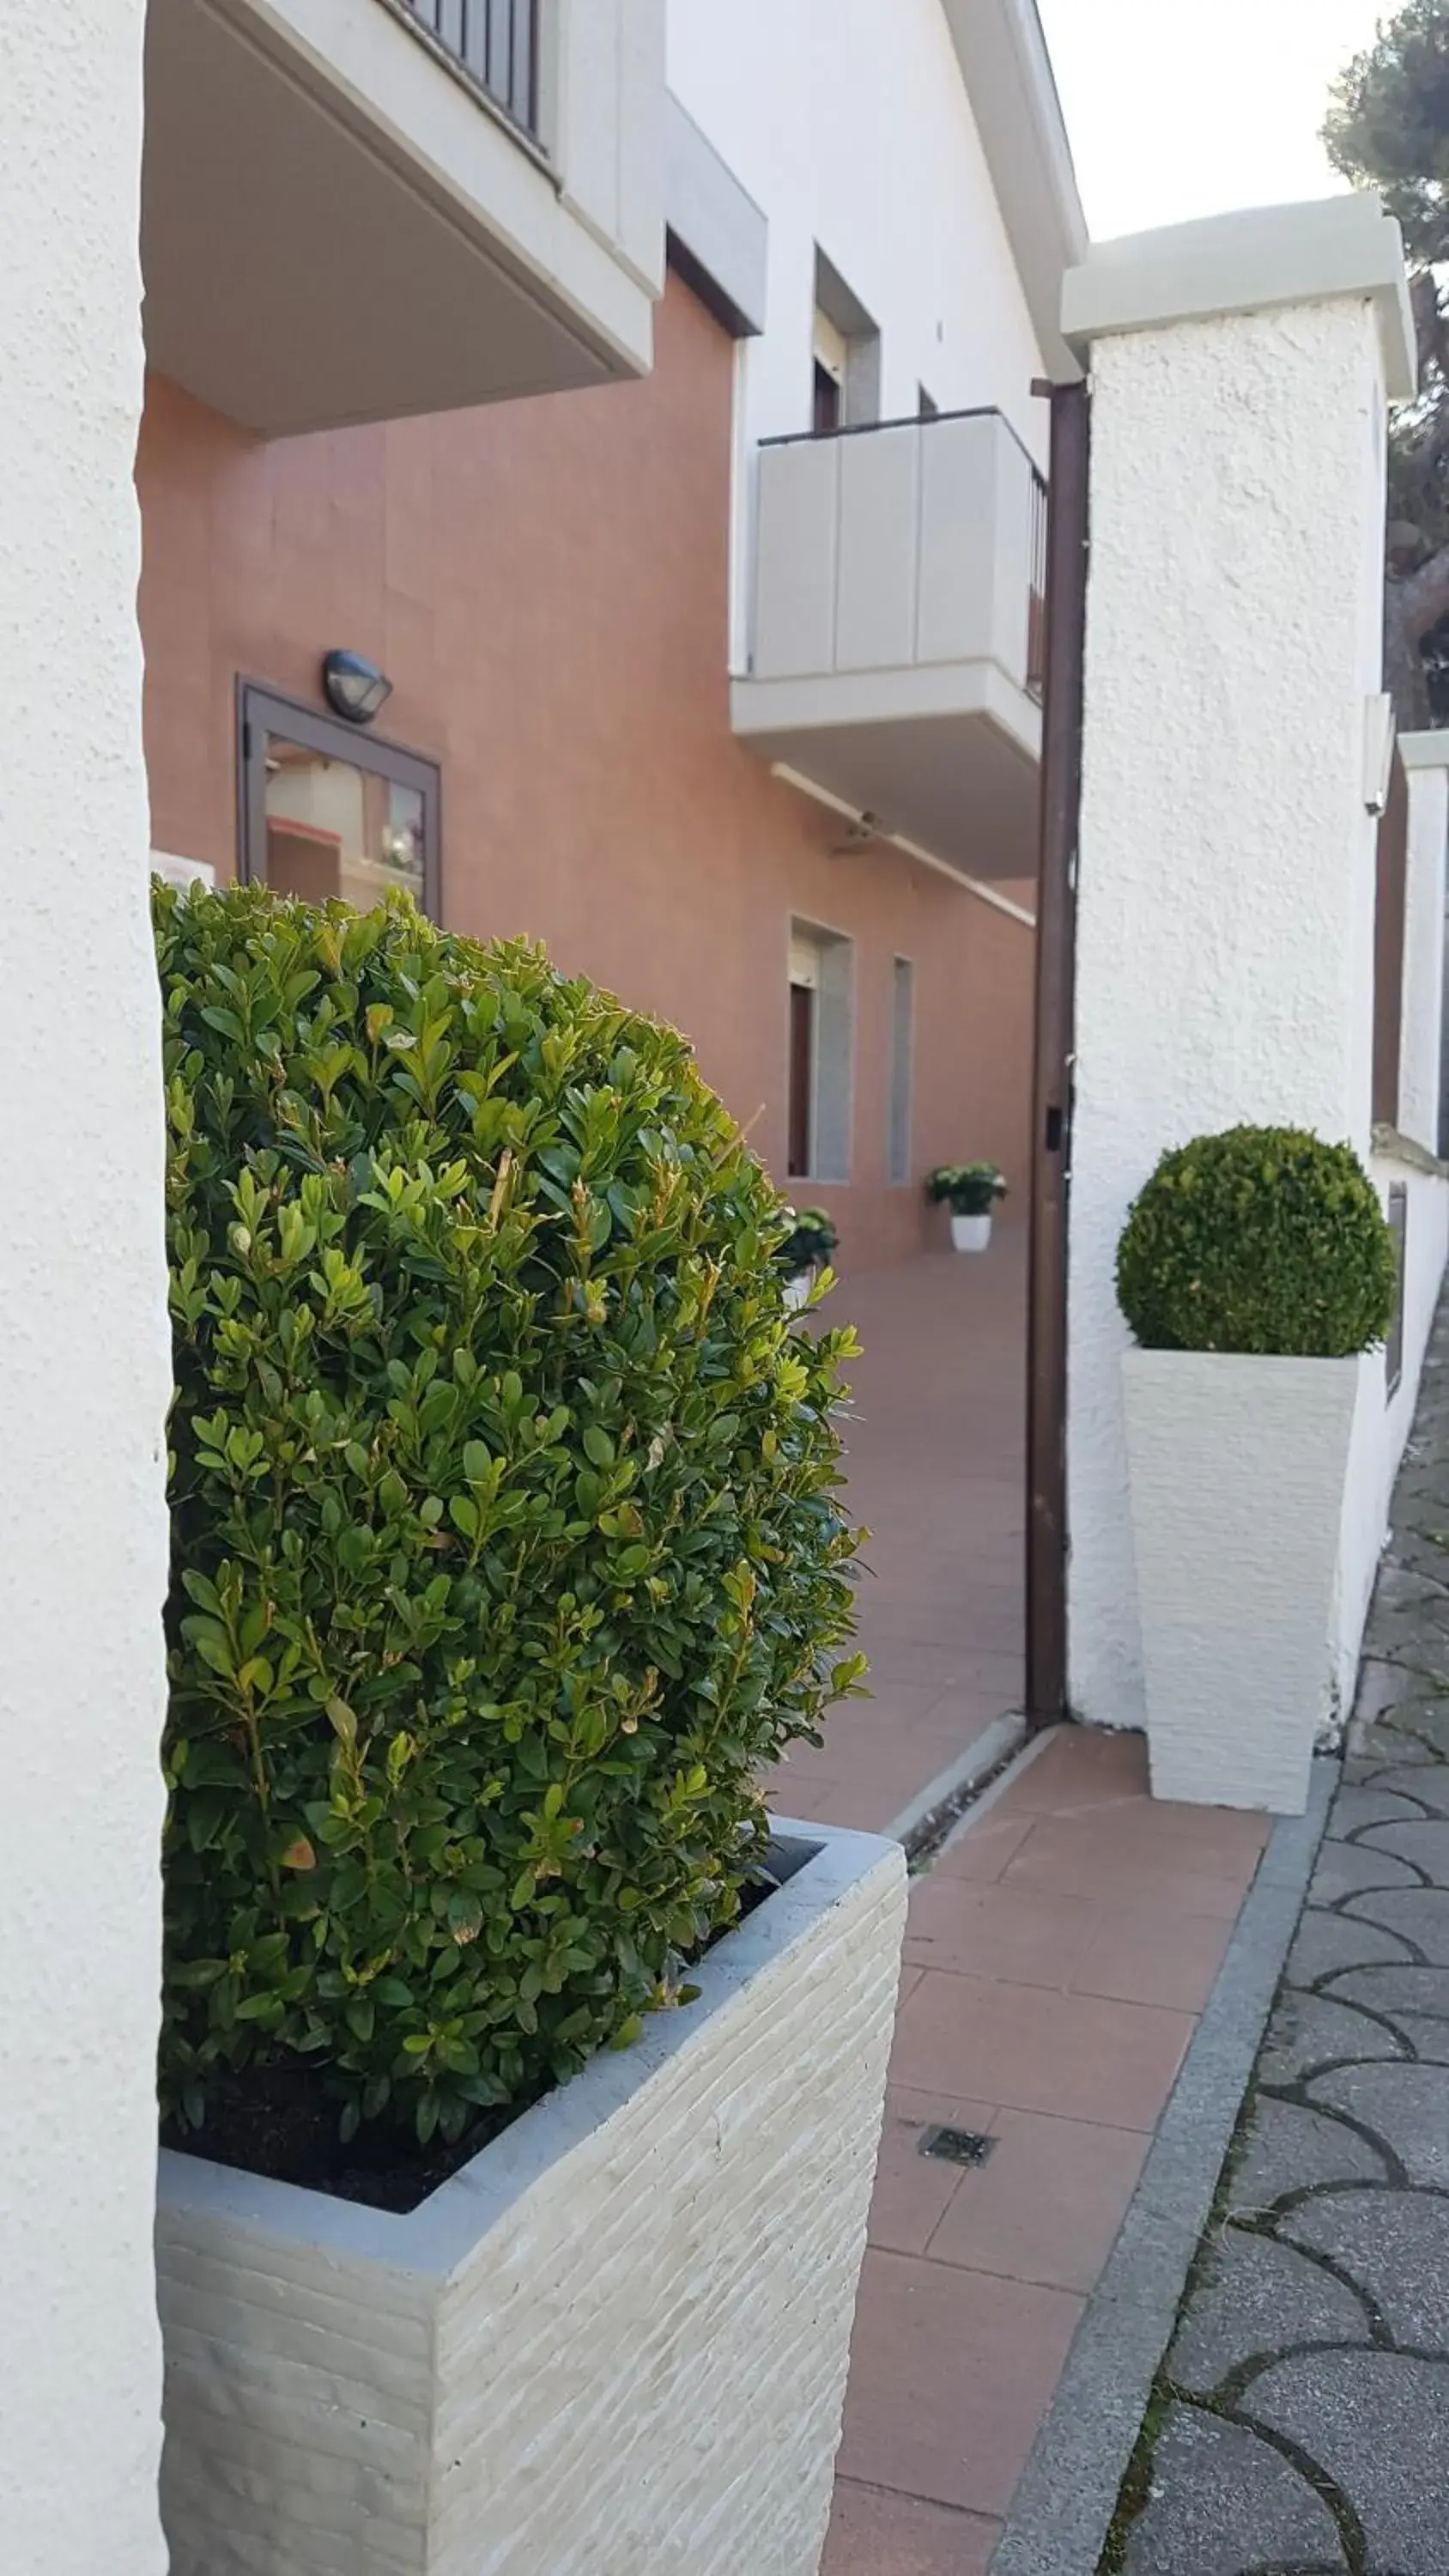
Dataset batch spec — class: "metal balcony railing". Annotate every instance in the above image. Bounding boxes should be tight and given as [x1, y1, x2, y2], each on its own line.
[397, 0, 541, 139]
[1027, 456, 1048, 702]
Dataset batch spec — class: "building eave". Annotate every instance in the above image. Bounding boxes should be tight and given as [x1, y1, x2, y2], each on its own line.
[942, 0, 1088, 384]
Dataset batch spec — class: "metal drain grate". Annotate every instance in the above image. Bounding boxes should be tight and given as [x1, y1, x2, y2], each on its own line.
[918, 2124, 997, 2168]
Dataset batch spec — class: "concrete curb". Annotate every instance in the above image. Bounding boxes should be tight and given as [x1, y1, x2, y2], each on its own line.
[884, 1709, 1034, 1850]
[985, 1755, 1339, 2576]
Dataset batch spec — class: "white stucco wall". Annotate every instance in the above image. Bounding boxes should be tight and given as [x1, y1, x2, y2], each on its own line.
[665, 0, 1049, 660]
[1068, 293, 1391, 1734]
[0, 9, 172, 2573]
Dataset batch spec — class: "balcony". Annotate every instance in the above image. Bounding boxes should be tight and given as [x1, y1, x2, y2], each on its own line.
[732, 410, 1046, 883]
[142, 0, 664, 438]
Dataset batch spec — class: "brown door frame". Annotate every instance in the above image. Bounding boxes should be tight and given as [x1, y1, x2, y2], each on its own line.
[1025, 381, 1091, 1728]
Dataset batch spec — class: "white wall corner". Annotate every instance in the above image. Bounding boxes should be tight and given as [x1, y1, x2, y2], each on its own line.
[151, 850, 216, 890]
[1, 1, 171, 2568]
[1062, 194, 1418, 403]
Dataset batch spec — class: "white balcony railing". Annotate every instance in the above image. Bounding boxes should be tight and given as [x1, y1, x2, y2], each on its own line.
[749, 407, 1046, 706]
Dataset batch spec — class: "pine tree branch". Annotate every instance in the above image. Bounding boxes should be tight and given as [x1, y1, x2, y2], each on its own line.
[1396, 542, 1449, 645]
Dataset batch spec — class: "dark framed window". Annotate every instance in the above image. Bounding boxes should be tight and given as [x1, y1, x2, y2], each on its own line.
[237, 682, 441, 921]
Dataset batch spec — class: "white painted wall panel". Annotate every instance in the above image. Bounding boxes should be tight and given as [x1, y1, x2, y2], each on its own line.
[752, 436, 840, 680]
[834, 425, 920, 674]
[666, 0, 1048, 664]
[1399, 759, 1449, 1153]
[0, 5, 171, 2571]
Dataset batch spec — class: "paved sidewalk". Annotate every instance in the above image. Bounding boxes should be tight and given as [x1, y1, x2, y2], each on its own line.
[767, 1239, 1026, 1835]
[822, 1727, 1268, 2573]
[1113, 1311, 1449, 2576]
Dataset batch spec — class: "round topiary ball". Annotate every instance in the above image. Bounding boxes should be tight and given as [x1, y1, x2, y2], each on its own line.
[1115, 1125, 1398, 1358]
[156, 883, 864, 2170]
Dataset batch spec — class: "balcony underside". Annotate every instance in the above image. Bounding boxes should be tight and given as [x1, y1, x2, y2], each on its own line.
[732, 659, 1042, 882]
[143, 0, 655, 435]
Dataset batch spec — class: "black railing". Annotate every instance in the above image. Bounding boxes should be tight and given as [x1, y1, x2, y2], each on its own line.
[399, 0, 540, 139]
[1027, 461, 1048, 702]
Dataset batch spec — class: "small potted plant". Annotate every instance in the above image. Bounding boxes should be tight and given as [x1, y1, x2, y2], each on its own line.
[927, 1163, 1007, 1252]
[778, 1205, 839, 1309]
[1116, 1126, 1397, 1814]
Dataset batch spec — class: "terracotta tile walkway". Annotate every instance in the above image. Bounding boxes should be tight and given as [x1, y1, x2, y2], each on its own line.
[756, 1234, 1270, 2572]
[767, 1235, 1027, 1834]
[822, 1728, 1270, 2573]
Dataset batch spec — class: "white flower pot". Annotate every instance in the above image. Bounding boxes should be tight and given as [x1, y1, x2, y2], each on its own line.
[157, 1822, 906, 2576]
[784, 1269, 814, 1311]
[950, 1212, 993, 1252]
[1121, 1349, 1361, 1814]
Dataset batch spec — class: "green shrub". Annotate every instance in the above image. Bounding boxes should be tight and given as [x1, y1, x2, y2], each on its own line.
[778, 1206, 838, 1271]
[926, 1163, 1007, 1217]
[1115, 1125, 1398, 1356]
[156, 883, 864, 2151]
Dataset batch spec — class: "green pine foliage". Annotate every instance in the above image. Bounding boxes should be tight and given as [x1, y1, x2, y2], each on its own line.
[1115, 1127, 1398, 1358]
[156, 882, 864, 2149]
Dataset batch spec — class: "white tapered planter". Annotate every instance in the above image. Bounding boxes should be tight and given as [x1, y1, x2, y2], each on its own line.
[950, 1213, 993, 1253]
[784, 1269, 814, 1310]
[156, 1823, 906, 2576]
[1122, 1351, 1361, 1815]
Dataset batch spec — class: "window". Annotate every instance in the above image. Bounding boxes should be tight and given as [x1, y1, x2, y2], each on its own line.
[888, 957, 914, 1183]
[812, 249, 881, 431]
[787, 922, 853, 1183]
[238, 683, 441, 920]
[813, 309, 846, 435]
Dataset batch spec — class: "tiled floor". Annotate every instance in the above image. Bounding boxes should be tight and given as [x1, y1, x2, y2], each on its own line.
[756, 1238, 1268, 2573]
[767, 1236, 1027, 1833]
[822, 1727, 1270, 2573]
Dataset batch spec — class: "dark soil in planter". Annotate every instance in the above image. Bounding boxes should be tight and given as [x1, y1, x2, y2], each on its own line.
[162, 2059, 519, 2214]
[163, 1850, 803, 2215]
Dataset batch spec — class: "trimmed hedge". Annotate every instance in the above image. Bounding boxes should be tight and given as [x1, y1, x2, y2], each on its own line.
[1115, 1125, 1398, 1358]
[157, 884, 864, 2148]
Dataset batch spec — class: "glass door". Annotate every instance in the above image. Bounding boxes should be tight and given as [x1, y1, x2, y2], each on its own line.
[238, 683, 441, 920]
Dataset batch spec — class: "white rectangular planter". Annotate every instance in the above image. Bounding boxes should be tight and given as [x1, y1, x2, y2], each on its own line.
[1121, 1350, 1361, 1814]
[156, 1821, 906, 2576]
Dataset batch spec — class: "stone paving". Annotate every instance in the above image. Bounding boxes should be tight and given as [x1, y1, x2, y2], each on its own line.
[1114, 1311, 1449, 2576]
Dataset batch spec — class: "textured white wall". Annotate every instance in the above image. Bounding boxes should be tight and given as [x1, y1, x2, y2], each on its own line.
[1068, 297, 1390, 1733]
[0, 9, 172, 2572]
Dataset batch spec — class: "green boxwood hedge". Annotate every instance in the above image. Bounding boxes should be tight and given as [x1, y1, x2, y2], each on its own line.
[1115, 1124, 1398, 1357]
[156, 884, 864, 2151]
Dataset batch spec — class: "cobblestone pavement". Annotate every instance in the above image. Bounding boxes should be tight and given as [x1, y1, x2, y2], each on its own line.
[1114, 1307, 1449, 2576]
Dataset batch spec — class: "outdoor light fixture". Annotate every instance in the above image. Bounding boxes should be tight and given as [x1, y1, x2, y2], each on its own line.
[320, 649, 392, 726]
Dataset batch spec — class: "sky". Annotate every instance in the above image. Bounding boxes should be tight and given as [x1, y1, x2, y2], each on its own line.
[1036, 1, 1391, 240]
